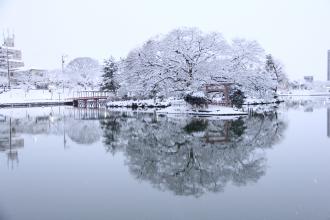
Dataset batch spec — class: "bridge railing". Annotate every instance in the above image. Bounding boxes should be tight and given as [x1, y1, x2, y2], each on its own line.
[72, 91, 113, 99]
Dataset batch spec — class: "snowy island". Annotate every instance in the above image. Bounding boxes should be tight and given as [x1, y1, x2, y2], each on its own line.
[0, 28, 292, 116]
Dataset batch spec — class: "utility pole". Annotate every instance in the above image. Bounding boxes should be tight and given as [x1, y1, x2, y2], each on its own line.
[61, 54, 67, 93]
[6, 46, 10, 89]
[61, 55, 65, 74]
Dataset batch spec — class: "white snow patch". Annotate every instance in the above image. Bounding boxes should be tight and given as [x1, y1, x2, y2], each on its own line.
[107, 99, 170, 108]
[0, 89, 75, 104]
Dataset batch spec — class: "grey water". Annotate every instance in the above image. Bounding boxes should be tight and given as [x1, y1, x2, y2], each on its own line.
[0, 100, 330, 220]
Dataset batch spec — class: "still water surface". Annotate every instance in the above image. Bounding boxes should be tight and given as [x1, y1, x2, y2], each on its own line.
[0, 101, 329, 220]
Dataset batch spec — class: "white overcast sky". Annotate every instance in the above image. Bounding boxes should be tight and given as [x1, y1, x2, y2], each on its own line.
[1, 0, 330, 80]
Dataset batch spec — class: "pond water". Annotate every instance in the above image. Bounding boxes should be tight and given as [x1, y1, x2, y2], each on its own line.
[0, 100, 330, 220]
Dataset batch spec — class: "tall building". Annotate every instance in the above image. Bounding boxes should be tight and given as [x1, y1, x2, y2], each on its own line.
[0, 33, 24, 80]
[328, 50, 330, 81]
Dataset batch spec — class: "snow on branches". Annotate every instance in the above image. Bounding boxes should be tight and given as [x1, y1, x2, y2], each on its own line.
[117, 27, 285, 99]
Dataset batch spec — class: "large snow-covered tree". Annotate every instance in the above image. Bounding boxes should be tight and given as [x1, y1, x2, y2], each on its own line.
[119, 28, 230, 98]
[118, 27, 280, 99]
[65, 57, 102, 89]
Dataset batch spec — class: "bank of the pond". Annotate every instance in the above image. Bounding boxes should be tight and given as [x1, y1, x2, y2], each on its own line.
[244, 97, 284, 105]
[0, 101, 73, 108]
[0, 88, 75, 108]
[106, 99, 247, 116]
[0, 89, 282, 116]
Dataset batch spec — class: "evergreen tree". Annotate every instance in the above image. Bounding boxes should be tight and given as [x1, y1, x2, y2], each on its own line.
[100, 57, 119, 93]
[229, 86, 246, 108]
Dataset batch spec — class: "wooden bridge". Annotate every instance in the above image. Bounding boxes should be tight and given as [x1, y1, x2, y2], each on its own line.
[69, 91, 113, 108]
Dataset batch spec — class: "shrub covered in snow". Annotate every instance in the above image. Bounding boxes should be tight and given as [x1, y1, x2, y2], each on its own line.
[229, 87, 246, 108]
[184, 92, 210, 106]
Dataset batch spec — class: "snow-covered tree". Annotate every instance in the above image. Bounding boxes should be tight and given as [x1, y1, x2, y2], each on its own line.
[118, 27, 281, 100]
[66, 57, 102, 89]
[265, 54, 288, 91]
[118, 28, 230, 98]
[100, 57, 119, 93]
[227, 39, 277, 98]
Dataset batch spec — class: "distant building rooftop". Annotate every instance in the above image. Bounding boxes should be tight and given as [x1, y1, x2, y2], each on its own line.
[304, 76, 314, 83]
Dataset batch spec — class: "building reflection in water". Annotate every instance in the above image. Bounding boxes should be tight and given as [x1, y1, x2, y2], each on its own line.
[0, 117, 24, 169]
[0, 107, 107, 165]
[281, 98, 330, 138]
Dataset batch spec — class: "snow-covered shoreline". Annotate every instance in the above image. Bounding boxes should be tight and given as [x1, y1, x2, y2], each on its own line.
[106, 99, 247, 116]
[0, 88, 75, 107]
[106, 99, 171, 108]
[0, 89, 297, 116]
[0, 101, 70, 108]
[279, 93, 330, 97]
[244, 98, 284, 105]
[278, 89, 330, 97]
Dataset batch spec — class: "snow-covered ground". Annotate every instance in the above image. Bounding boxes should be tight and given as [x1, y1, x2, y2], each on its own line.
[0, 88, 286, 116]
[279, 89, 330, 96]
[106, 99, 171, 108]
[244, 97, 283, 105]
[0, 89, 75, 105]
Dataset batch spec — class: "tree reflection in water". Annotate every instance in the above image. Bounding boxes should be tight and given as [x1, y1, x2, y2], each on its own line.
[100, 112, 287, 197]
